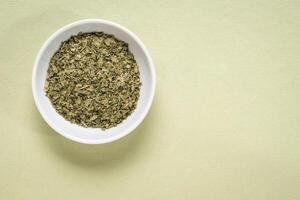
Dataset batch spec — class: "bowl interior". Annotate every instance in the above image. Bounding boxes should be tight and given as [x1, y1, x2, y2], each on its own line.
[33, 20, 155, 144]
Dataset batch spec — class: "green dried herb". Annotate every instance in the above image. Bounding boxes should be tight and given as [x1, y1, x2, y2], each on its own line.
[44, 32, 141, 129]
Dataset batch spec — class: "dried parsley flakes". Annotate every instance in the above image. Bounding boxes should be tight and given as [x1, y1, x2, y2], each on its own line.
[45, 32, 141, 129]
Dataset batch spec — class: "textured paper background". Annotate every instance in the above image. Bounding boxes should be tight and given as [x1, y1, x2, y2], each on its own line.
[0, 0, 299, 199]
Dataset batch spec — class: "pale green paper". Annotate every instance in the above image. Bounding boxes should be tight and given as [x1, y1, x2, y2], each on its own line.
[0, 0, 299, 199]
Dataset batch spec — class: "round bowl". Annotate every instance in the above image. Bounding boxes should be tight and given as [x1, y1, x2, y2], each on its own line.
[32, 19, 156, 144]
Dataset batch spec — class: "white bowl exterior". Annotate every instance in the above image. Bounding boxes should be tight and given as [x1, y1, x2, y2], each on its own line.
[32, 19, 155, 144]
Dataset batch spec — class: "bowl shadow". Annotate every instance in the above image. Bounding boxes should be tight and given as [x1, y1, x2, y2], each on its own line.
[31, 100, 157, 171]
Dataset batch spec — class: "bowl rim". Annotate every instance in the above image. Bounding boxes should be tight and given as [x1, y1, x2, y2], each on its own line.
[32, 19, 156, 144]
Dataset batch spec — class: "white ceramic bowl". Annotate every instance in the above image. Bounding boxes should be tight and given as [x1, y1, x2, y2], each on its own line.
[32, 19, 156, 144]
